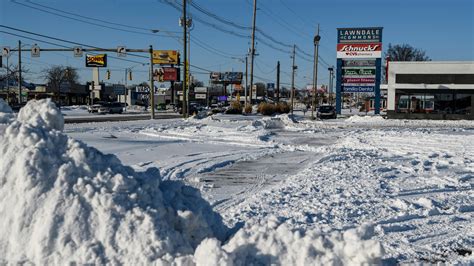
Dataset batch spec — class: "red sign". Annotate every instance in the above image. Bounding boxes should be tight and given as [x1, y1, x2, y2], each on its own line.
[343, 77, 375, 83]
[162, 67, 179, 81]
[337, 43, 381, 52]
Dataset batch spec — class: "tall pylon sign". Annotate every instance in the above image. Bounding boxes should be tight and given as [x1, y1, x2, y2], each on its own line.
[335, 27, 383, 115]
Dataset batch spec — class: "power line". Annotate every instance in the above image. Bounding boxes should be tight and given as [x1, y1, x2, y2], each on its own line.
[11, 0, 180, 39]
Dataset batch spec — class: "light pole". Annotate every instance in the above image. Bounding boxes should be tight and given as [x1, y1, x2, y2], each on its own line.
[328, 66, 334, 105]
[311, 26, 321, 120]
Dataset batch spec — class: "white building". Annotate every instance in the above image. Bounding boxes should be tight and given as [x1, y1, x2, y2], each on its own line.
[387, 61, 474, 119]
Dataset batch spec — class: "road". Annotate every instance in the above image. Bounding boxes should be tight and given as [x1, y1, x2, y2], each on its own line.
[64, 113, 182, 123]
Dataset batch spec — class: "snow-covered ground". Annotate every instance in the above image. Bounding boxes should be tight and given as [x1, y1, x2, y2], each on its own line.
[0, 99, 472, 264]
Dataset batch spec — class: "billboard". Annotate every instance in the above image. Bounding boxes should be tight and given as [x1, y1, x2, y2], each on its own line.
[86, 54, 107, 67]
[152, 50, 179, 65]
[337, 27, 383, 43]
[337, 43, 381, 59]
[153, 67, 180, 81]
[209, 72, 243, 84]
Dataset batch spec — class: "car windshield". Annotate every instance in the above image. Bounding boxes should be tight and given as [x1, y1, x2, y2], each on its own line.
[319, 106, 334, 112]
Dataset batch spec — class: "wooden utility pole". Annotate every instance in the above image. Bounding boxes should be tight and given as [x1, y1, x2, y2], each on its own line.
[249, 0, 257, 105]
[276, 61, 280, 102]
[182, 0, 188, 118]
[290, 44, 296, 114]
[149, 45, 155, 119]
[18, 40, 22, 103]
[245, 55, 248, 106]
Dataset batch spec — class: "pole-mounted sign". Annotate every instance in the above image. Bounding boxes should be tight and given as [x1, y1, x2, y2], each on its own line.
[85, 54, 107, 67]
[335, 27, 383, 115]
[73, 46, 83, 57]
[31, 44, 40, 57]
[2, 46, 10, 57]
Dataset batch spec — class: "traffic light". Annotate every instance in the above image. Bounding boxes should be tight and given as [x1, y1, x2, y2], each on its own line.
[128, 70, 132, 81]
[106, 69, 111, 80]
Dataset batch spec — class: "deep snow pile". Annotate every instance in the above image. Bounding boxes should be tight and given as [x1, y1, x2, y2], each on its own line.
[0, 98, 14, 124]
[0, 99, 385, 264]
[0, 99, 227, 264]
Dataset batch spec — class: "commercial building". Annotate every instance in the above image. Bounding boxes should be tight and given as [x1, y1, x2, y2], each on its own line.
[387, 61, 474, 119]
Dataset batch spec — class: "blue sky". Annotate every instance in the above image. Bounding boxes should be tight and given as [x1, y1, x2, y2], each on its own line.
[1, 0, 473, 88]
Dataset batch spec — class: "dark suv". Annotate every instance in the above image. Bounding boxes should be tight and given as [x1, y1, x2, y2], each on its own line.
[317, 105, 337, 119]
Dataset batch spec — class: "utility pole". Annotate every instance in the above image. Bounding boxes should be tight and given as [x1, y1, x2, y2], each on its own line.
[182, 0, 188, 118]
[249, 0, 257, 105]
[6, 55, 9, 104]
[245, 55, 248, 106]
[276, 60, 280, 102]
[290, 44, 296, 115]
[149, 45, 155, 119]
[18, 40, 22, 103]
[311, 25, 321, 119]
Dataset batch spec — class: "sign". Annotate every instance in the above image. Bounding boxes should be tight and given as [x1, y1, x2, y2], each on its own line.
[73, 46, 83, 57]
[342, 68, 376, 76]
[135, 86, 150, 93]
[337, 27, 383, 43]
[86, 54, 107, 67]
[223, 72, 243, 83]
[195, 93, 206, 99]
[267, 83, 275, 90]
[113, 84, 126, 95]
[2, 46, 10, 57]
[152, 50, 179, 65]
[342, 60, 376, 67]
[31, 44, 40, 57]
[252, 84, 257, 96]
[210, 72, 220, 81]
[117, 46, 126, 57]
[194, 87, 207, 93]
[217, 96, 227, 101]
[337, 43, 381, 58]
[209, 72, 243, 84]
[342, 86, 375, 93]
[343, 77, 375, 84]
[162, 67, 179, 81]
[89, 85, 102, 91]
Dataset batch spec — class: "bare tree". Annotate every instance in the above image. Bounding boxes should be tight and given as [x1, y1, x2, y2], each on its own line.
[43, 66, 79, 93]
[385, 43, 430, 61]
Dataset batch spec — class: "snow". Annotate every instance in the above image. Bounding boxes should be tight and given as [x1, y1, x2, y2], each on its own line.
[0, 98, 14, 124]
[0, 100, 388, 264]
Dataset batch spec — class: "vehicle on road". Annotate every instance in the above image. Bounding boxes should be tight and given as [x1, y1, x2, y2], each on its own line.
[98, 102, 124, 114]
[317, 105, 337, 119]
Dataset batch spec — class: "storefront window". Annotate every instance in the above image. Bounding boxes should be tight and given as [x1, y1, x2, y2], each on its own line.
[454, 94, 472, 114]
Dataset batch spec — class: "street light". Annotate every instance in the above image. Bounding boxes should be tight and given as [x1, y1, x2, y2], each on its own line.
[311, 28, 321, 120]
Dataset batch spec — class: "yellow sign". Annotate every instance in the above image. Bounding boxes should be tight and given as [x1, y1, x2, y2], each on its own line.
[185, 60, 189, 84]
[152, 50, 179, 65]
[86, 54, 107, 67]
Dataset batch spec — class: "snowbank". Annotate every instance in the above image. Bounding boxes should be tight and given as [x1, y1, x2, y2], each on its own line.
[195, 217, 384, 265]
[0, 99, 227, 264]
[346, 115, 385, 123]
[0, 99, 384, 264]
[0, 98, 14, 124]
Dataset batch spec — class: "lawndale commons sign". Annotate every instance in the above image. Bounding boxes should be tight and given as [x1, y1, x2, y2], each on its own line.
[335, 27, 383, 114]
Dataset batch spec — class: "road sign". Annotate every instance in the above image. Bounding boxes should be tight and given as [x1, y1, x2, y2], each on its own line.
[73, 46, 83, 57]
[31, 45, 40, 57]
[117, 46, 126, 57]
[267, 83, 275, 90]
[2, 46, 10, 57]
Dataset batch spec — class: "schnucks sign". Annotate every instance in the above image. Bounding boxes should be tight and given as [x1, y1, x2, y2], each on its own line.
[337, 43, 382, 58]
[337, 27, 383, 43]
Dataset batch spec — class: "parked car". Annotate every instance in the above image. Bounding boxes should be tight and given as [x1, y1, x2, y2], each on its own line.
[98, 102, 124, 114]
[317, 105, 337, 119]
[178, 103, 200, 115]
[87, 101, 107, 113]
